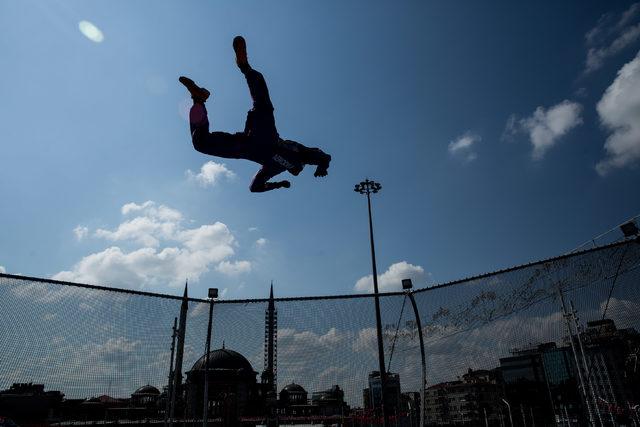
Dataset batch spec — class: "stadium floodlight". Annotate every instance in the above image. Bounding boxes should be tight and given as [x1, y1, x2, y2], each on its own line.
[620, 220, 639, 238]
[402, 278, 413, 290]
[208, 288, 219, 299]
[354, 179, 382, 195]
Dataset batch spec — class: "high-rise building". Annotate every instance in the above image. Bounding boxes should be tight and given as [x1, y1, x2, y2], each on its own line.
[499, 343, 558, 425]
[365, 371, 401, 413]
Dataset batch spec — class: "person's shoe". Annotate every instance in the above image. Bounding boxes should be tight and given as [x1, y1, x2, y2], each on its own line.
[233, 36, 249, 69]
[314, 153, 331, 177]
[278, 180, 291, 189]
[179, 76, 210, 103]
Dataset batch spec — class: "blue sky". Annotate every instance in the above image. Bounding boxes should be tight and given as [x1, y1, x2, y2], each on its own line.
[1, 0, 640, 300]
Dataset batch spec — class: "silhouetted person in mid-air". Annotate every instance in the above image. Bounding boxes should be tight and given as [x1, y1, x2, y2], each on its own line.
[180, 36, 331, 192]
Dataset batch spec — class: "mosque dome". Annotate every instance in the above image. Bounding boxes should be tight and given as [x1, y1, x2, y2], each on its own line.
[190, 348, 255, 373]
[132, 385, 160, 395]
[282, 383, 306, 393]
[280, 382, 308, 405]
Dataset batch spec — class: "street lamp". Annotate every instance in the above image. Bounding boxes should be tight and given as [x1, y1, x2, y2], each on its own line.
[598, 397, 616, 425]
[354, 178, 388, 427]
[501, 399, 514, 427]
[203, 287, 218, 427]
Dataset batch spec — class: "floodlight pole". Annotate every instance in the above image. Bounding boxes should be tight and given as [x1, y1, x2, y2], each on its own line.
[203, 288, 218, 427]
[354, 178, 389, 427]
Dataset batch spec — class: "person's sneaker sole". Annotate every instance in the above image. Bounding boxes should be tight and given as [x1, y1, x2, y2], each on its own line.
[179, 76, 210, 102]
[233, 36, 248, 67]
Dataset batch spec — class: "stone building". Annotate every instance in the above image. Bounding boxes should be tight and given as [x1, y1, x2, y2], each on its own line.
[424, 369, 503, 426]
[184, 346, 261, 418]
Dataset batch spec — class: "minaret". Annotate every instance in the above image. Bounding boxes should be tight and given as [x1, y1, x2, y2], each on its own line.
[170, 282, 189, 417]
[261, 282, 277, 394]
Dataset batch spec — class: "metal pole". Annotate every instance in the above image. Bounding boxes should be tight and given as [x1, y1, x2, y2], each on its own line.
[355, 179, 388, 427]
[483, 407, 488, 427]
[407, 291, 426, 427]
[570, 300, 604, 427]
[368, 190, 388, 427]
[502, 399, 514, 427]
[598, 398, 615, 426]
[530, 405, 536, 427]
[203, 297, 214, 426]
[521, 404, 527, 427]
[557, 287, 596, 426]
[166, 317, 178, 426]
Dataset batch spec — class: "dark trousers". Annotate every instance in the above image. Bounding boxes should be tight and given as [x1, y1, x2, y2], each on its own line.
[189, 66, 329, 192]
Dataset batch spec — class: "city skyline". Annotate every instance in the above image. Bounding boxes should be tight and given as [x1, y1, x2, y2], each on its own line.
[2, 1, 640, 301]
[2, 313, 636, 424]
[1, 238, 638, 414]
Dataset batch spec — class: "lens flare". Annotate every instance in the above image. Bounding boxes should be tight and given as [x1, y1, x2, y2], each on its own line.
[78, 20, 104, 43]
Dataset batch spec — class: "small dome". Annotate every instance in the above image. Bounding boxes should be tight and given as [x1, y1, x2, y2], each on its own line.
[190, 348, 254, 372]
[282, 383, 306, 393]
[133, 385, 160, 395]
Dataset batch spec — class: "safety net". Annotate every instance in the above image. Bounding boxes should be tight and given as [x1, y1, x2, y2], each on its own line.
[0, 237, 639, 426]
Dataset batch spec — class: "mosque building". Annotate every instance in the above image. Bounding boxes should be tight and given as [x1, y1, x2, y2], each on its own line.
[184, 346, 262, 418]
[179, 284, 279, 418]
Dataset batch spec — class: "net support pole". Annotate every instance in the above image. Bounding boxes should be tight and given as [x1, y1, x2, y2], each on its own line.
[407, 291, 426, 427]
[203, 297, 214, 426]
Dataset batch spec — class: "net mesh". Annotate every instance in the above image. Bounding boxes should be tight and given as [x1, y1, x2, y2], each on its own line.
[0, 238, 639, 426]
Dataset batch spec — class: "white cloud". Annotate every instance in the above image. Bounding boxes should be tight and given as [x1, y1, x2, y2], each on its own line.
[95, 202, 185, 247]
[587, 24, 640, 72]
[354, 261, 426, 293]
[54, 201, 241, 289]
[278, 327, 351, 375]
[506, 100, 583, 160]
[255, 238, 267, 247]
[585, 3, 640, 73]
[248, 227, 258, 232]
[186, 161, 235, 188]
[352, 327, 378, 353]
[595, 51, 640, 175]
[448, 133, 480, 163]
[0, 266, 5, 274]
[121, 201, 182, 221]
[78, 20, 104, 43]
[501, 114, 519, 142]
[215, 260, 251, 276]
[74, 226, 89, 241]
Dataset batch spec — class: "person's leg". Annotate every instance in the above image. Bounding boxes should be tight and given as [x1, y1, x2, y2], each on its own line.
[277, 139, 332, 177]
[180, 77, 249, 159]
[249, 164, 289, 193]
[233, 36, 279, 139]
